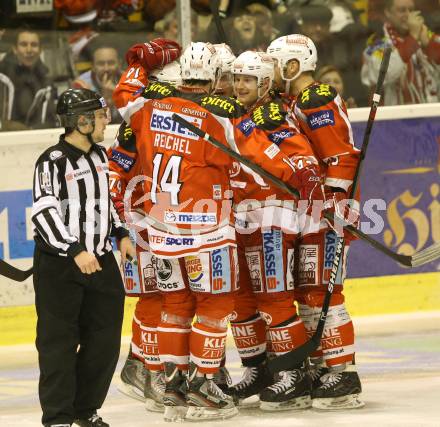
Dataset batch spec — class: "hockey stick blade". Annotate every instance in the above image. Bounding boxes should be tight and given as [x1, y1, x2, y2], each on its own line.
[328, 214, 440, 268]
[411, 242, 440, 267]
[0, 259, 33, 282]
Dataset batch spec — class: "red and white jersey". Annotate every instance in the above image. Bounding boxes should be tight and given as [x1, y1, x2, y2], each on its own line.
[231, 97, 320, 234]
[113, 63, 304, 257]
[291, 82, 360, 193]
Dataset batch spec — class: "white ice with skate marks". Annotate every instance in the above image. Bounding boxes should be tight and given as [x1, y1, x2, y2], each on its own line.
[1, 312, 440, 426]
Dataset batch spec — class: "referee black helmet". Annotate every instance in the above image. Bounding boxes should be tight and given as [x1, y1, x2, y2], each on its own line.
[57, 88, 108, 132]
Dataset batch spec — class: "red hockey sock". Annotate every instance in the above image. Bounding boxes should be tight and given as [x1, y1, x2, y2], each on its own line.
[190, 322, 227, 375]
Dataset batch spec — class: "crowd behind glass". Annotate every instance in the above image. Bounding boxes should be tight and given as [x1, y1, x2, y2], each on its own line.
[0, 0, 439, 132]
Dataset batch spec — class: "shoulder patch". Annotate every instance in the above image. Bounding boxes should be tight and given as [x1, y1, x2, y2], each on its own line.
[199, 95, 245, 119]
[49, 150, 64, 161]
[237, 118, 256, 136]
[306, 109, 335, 130]
[251, 101, 287, 131]
[267, 129, 295, 145]
[116, 122, 137, 152]
[142, 81, 177, 100]
[38, 143, 65, 165]
[110, 149, 135, 172]
[296, 84, 337, 110]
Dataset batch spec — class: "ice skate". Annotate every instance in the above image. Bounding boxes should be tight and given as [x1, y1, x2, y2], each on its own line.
[185, 363, 238, 421]
[259, 368, 312, 411]
[308, 359, 329, 390]
[227, 361, 274, 408]
[163, 362, 187, 422]
[312, 364, 365, 410]
[212, 366, 232, 393]
[144, 369, 166, 413]
[118, 353, 146, 402]
[73, 413, 109, 427]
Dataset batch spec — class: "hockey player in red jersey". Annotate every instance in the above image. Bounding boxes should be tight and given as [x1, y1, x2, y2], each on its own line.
[110, 62, 183, 412]
[113, 38, 322, 421]
[267, 34, 364, 410]
[228, 50, 322, 411]
[213, 43, 236, 97]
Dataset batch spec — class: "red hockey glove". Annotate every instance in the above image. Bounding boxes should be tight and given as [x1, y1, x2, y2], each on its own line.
[324, 187, 360, 238]
[296, 167, 324, 204]
[125, 38, 182, 70]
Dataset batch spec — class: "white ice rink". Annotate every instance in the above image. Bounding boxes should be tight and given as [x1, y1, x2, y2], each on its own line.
[1, 313, 439, 427]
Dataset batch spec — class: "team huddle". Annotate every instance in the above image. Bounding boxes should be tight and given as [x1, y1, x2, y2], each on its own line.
[108, 35, 363, 421]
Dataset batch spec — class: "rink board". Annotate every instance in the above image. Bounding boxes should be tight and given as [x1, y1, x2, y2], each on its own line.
[0, 104, 439, 343]
[0, 271, 439, 345]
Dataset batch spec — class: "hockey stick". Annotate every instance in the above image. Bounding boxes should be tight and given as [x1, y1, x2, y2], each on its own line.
[209, 0, 229, 46]
[333, 216, 440, 267]
[0, 254, 138, 282]
[0, 259, 33, 282]
[172, 111, 439, 268]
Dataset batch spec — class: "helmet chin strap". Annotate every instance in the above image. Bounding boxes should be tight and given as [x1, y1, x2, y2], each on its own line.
[209, 69, 222, 95]
[280, 61, 301, 95]
[76, 116, 96, 144]
[257, 84, 271, 100]
[247, 85, 271, 112]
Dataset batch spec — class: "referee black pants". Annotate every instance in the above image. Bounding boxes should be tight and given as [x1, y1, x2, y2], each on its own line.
[33, 248, 125, 426]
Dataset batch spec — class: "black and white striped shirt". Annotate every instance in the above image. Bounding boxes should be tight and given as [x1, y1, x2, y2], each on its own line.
[32, 135, 128, 257]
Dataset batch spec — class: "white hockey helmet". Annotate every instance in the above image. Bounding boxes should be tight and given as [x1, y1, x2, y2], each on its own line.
[149, 61, 182, 86]
[267, 34, 317, 81]
[213, 43, 236, 74]
[232, 51, 274, 92]
[180, 42, 221, 82]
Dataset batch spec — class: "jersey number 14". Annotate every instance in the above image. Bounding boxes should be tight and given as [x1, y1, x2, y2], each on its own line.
[151, 153, 183, 205]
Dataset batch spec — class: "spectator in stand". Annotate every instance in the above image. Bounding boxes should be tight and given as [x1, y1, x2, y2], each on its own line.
[72, 42, 122, 123]
[361, 0, 440, 105]
[298, 3, 368, 106]
[316, 65, 358, 108]
[205, 10, 269, 54]
[245, 3, 279, 50]
[0, 29, 56, 130]
[155, 9, 199, 42]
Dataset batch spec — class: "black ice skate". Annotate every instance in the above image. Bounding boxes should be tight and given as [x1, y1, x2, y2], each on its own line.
[163, 362, 188, 422]
[73, 413, 109, 427]
[308, 359, 330, 390]
[186, 363, 238, 421]
[228, 361, 274, 408]
[259, 368, 312, 411]
[144, 369, 165, 413]
[118, 352, 146, 402]
[212, 366, 232, 393]
[312, 364, 365, 410]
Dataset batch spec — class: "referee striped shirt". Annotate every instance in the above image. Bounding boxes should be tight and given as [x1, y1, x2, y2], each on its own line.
[31, 135, 128, 257]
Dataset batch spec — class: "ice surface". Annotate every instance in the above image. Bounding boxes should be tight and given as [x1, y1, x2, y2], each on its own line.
[1, 314, 439, 427]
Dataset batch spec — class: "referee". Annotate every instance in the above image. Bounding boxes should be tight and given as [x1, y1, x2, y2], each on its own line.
[31, 88, 135, 427]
